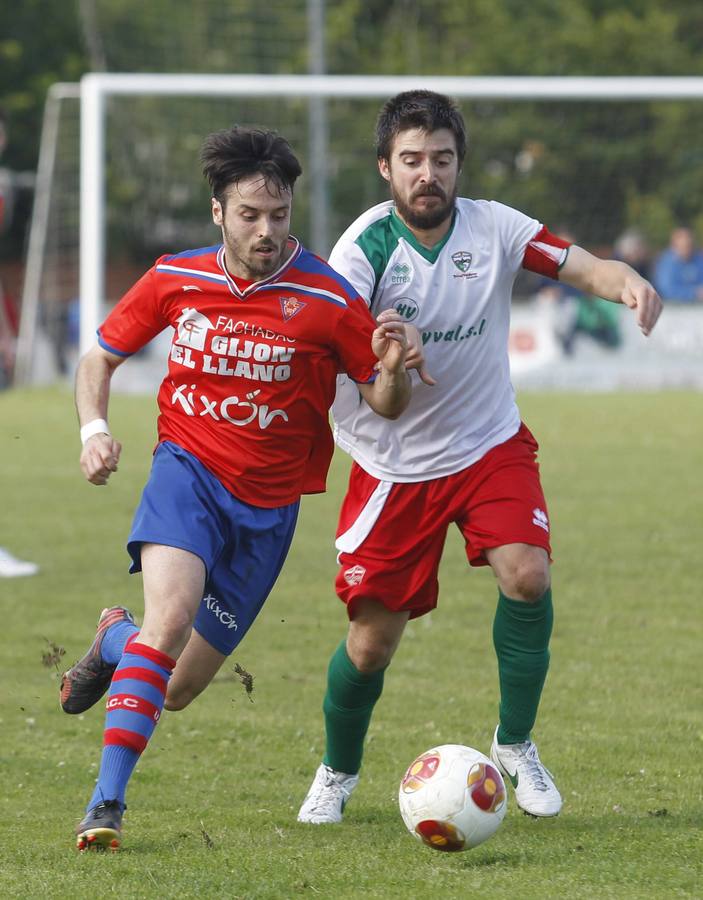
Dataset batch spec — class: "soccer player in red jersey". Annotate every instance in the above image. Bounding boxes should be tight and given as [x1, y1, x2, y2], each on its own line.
[61, 127, 412, 851]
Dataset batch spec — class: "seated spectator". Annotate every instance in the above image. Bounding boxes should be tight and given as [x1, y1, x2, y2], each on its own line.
[654, 226, 703, 303]
[614, 228, 652, 280]
[535, 228, 622, 355]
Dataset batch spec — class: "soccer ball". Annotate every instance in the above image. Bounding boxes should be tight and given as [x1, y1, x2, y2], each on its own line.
[398, 744, 507, 852]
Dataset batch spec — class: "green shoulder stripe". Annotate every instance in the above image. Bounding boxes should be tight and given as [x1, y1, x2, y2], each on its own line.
[353, 208, 458, 299]
[354, 215, 401, 301]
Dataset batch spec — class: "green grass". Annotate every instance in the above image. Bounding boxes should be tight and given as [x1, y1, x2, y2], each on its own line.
[0, 387, 701, 899]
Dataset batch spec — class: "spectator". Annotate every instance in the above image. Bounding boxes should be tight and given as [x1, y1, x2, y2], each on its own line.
[614, 228, 652, 280]
[536, 228, 622, 355]
[653, 226, 703, 303]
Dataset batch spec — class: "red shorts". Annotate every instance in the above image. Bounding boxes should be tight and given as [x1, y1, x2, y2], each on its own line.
[334, 424, 551, 619]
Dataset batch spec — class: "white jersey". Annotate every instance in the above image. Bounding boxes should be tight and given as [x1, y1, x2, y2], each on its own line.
[330, 198, 546, 482]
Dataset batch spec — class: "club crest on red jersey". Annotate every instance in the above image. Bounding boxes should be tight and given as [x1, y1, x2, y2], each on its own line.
[280, 296, 306, 321]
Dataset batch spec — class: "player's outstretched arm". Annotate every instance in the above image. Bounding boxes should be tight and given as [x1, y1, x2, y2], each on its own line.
[559, 245, 663, 336]
[358, 311, 411, 420]
[75, 344, 125, 486]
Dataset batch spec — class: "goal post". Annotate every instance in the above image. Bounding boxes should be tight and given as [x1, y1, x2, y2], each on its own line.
[16, 73, 703, 386]
[77, 73, 703, 355]
[15, 82, 80, 386]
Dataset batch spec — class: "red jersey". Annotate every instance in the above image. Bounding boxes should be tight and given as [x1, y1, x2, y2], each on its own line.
[98, 239, 379, 507]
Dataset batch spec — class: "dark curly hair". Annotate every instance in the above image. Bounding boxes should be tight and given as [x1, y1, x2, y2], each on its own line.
[201, 126, 302, 205]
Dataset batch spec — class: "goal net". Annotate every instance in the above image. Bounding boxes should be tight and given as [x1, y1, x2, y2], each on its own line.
[16, 74, 703, 387]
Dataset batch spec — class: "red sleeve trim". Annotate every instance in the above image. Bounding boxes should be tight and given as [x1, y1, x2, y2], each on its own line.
[522, 226, 572, 279]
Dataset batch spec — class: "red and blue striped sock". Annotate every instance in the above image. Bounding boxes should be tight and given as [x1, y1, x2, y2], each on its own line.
[87, 640, 175, 811]
[101, 618, 140, 665]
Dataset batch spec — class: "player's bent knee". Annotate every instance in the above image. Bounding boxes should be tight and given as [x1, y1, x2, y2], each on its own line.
[500, 556, 550, 602]
[163, 685, 196, 712]
[348, 640, 395, 674]
[163, 697, 185, 712]
[140, 614, 195, 658]
[521, 578, 551, 603]
[163, 689, 187, 712]
[510, 564, 550, 602]
[347, 600, 407, 673]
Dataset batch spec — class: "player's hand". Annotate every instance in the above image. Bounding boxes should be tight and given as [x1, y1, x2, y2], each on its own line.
[373, 313, 436, 385]
[621, 276, 662, 336]
[80, 433, 122, 486]
[371, 309, 407, 373]
[403, 324, 436, 386]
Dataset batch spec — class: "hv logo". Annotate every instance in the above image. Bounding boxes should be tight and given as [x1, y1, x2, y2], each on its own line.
[392, 297, 419, 322]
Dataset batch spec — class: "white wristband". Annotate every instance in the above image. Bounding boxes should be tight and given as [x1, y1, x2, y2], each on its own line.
[80, 418, 111, 445]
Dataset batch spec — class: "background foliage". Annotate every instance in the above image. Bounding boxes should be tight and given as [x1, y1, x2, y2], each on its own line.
[3, 0, 703, 264]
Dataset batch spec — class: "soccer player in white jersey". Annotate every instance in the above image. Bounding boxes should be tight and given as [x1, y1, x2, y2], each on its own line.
[298, 90, 662, 823]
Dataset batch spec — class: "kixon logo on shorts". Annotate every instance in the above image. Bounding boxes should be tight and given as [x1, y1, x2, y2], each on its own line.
[343, 564, 366, 586]
[204, 593, 238, 629]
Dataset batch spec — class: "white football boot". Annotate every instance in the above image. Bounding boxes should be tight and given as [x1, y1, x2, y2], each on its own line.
[490, 727, 562, 817]
[297, 763, 359, 824]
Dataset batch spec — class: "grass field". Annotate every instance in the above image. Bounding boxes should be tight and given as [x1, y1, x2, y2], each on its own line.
[0, 387, 701, 899]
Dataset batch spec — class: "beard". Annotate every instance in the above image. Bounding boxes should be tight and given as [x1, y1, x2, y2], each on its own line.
[392, 182, 457, 231]
[222, 225, 285, 279]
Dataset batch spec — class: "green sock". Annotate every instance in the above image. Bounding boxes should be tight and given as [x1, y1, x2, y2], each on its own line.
[493, 588, 553, 745]
[322, 640, 385, 775]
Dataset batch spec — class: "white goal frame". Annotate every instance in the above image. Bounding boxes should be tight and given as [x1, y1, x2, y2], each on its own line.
[73, 73, 703, 355]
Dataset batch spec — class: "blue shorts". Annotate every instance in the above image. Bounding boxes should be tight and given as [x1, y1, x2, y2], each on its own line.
[127, 441, 299, 655]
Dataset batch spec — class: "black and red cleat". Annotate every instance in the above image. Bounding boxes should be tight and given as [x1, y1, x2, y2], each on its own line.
[60, 606, 135, 714]
[76, 800, 123, 852]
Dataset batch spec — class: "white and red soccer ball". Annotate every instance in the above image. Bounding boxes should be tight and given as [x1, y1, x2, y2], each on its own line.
[399, 744, 507, 852]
